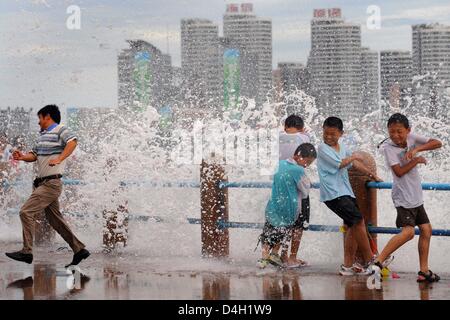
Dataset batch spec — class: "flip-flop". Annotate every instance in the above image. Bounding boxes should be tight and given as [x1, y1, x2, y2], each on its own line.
[286, 263, 303, 269]
[286, 260, 308, 268]
[266, 256, 286, 270]
[300, 260, 309, 267]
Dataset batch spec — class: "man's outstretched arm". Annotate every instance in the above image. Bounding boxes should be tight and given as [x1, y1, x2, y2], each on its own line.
[13, 151, 37, 162]
[49, 139, 77, 166]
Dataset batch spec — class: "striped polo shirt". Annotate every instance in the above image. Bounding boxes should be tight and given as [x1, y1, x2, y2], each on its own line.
[31, 124, 77, 178]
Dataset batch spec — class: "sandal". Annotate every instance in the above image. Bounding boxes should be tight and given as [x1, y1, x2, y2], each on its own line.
[417, 270, 440, 283]
[286, 259, 308, 269]
[257, 258, 270, 269]
[297, 259, 309, 267]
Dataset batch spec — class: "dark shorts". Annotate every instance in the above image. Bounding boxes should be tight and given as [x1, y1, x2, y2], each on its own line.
[259, 222, 292, 248]
[293, 197, 310, 230]
[324, 196, 363, 227]
[396, 205, 430, 228]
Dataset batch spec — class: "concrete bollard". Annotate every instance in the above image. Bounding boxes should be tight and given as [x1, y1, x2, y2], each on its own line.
[103, 204, 129, 249]
[200, 160, 229, 258]
[348, 151, 378, 261]
[102, 157, 128, 250]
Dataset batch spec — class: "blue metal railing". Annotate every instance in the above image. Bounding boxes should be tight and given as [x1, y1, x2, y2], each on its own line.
[2, 178, 450, 236]
[1, 179, 201, 189]
[214, 220, 450, 237]
[366, 181, 450, 191]
[6, 208, 449, 236]
[3, 178, 449, 191]
[219, 181, 450, 191]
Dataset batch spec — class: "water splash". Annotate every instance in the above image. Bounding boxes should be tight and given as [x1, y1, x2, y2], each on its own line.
[1, 89, 449, 273]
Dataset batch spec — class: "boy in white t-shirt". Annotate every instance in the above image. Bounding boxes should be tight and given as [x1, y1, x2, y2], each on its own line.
[374, 113, 442, 283]
[279, 115, 311, 160]
[279, 115, 311, 267]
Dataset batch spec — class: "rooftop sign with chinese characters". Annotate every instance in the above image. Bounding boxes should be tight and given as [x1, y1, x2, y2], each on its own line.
[313, 8, 342, 19]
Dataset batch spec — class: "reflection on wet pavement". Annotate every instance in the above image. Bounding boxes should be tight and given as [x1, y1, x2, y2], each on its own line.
[104, 267, 130, 299]
[2, 263, 91, 300]
[0, 256, 449, 300]
[34, 264, 56, 299]
[203, 274, 230, 300]
[7, 276, 34, 300]
[262, 274, 302, 300]
[343, 276, 384, 300]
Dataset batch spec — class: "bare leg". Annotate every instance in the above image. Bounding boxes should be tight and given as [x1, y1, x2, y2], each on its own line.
[288, 229, 305, 265]
[262, 244, 271, 259]
[344, 225, 358, 267]
[280, 240, 289, 263]
[290, 228, 302, 258]
[271, 243, 282, 256]
[351, 219, 373, 264]
[376, 226, 415, 264]
[418, 223, 432, 273]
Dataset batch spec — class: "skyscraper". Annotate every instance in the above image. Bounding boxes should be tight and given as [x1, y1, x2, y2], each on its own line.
[181, 18, 221, 110]
[380, 50, 413, 115]
[307, 8, 364, 120]
[272, 62, 311, 116]
[272, 68, 283, 103]
[277, 62, 310, 94]
[223, 3, 272, 106]
[0, 107, 32, 142]
[118, 40, 172, 111]
[412, 23, 450, 88]
[360, 48, 379, 113]
[412, 23, 450, 117]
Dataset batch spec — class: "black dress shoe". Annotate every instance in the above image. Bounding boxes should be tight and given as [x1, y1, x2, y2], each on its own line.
[65, 249, 90, 268]
[5, 251, 33, 264]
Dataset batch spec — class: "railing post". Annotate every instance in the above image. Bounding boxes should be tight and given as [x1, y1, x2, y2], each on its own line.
[200, 159, 229, 258]
[348, 151, 378, 262]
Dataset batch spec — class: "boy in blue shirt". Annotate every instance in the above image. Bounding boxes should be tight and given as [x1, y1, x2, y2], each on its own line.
[317, 117, 382, 276]
[373, 113, 442, 282]
[279, 115, 312, 267]
[258, 143, 317, 269]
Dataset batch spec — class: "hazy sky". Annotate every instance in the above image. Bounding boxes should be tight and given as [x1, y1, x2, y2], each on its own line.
[1, 0, 449, 109]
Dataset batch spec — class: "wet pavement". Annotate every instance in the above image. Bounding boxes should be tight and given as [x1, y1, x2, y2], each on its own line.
[0, 242, 449, 300]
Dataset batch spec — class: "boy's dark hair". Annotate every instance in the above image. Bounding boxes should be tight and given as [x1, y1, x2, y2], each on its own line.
[284, 115, 304, 130]
[387, 113, 409, 129]
[323, 116, 343, 131]
[295, 143, 317, 159]
[37, 104, 61, 124]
